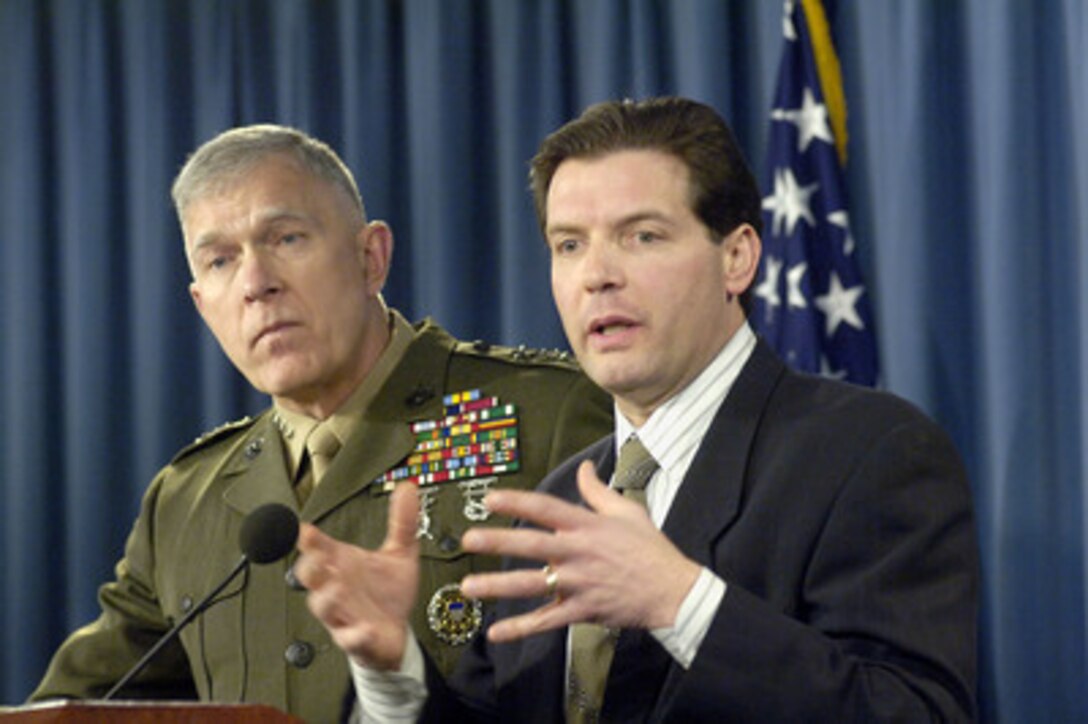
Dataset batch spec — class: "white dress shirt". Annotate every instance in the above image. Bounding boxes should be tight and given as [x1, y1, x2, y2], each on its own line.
[612, 321, 755, 667]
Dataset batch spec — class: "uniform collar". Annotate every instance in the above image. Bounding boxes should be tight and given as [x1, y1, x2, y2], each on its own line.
[270, 309, 414, 476]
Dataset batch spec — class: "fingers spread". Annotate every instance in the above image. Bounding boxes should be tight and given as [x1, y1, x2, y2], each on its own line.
[461, 566, 555, 600]
[480, 486, 591, 532]
[461, 526, 560, 561]
[486, 599, 575, 643]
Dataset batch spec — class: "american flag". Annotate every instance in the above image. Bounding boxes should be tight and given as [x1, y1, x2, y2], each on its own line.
[752, 0, 878, 386]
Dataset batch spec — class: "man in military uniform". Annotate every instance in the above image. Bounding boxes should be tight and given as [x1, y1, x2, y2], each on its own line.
[29, 125, 611, 723]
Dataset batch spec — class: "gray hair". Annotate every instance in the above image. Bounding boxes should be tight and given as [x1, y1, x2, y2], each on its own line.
[171, 124, 366, 225]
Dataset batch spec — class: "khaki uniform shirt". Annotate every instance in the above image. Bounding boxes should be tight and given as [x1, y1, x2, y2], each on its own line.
[31, 315, 612, 723]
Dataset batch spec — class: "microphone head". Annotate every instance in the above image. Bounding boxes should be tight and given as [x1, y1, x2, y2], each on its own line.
[239, 503, 300, 564]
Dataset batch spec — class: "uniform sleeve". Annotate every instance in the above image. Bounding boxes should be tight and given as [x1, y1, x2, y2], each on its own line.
[29, 470, 198, 702]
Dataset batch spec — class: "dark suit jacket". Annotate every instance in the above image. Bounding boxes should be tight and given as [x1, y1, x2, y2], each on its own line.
[423, 338, 979, 722]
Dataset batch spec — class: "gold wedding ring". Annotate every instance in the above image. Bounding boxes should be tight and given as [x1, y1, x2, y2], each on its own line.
[543, 564, 559, 597]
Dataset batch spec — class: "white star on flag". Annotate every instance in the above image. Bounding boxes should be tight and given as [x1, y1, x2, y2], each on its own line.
[771, 87, 834, 153]
[754, 255, 783, 310]
[762, 168, 819, 236]
[827, 209, 855, 254]
[782, 0, 798, 41]
[814, 271, 866, 336]
[786, 262, 808, 309]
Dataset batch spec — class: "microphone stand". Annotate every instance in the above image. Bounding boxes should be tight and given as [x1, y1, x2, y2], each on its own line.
[102, 555, 249, 701]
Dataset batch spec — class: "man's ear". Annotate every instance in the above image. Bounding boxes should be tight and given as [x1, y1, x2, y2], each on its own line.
[189, 282, 206, 318]
[358, 221, 394, 295]
[722, 224, 761, 300]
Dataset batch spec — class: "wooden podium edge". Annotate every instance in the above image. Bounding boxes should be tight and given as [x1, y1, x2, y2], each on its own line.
[0, 700, 305, 723]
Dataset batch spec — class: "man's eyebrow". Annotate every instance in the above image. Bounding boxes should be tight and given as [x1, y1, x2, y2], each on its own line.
[614, 210, 674, 228]
[189, 233, 224, 256]
[253, 207, 313, 228]
[544, 222, 584, 238]
[546, 210, 674, 237]
[189, 208, 312, 252]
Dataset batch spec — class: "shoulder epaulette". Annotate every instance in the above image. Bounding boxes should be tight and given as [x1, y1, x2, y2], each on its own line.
[456, 339, 579, 369]
[171, 415, 257, 464]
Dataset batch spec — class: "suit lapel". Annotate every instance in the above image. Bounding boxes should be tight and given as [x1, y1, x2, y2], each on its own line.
[538, 437, 616, 503]
[642, 339, 786, 717]
[660, 339, 786, 563]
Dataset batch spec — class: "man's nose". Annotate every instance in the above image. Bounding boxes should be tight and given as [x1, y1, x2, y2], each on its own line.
[581, 241, 623, 292]
[241, 250, 282, 302]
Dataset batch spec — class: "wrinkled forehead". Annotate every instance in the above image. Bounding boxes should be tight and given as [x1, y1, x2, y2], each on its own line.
[182, 156, 360, 233]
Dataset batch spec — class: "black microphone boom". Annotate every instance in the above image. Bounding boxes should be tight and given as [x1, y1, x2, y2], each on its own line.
[102, 503, 299, 700]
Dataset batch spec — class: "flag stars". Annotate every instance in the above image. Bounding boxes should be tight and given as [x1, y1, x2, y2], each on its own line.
[763, 168, 819, 236]
[755, 258, 808, 314]
[782, 0, 798, 41]
[814, 272, 866, 336]
[827, 210, 855, 254]
[754, 256, 783, 311]
[757, 0, 879, 387]
[771, 87, 834, 153]
[787, 262, 808, 309]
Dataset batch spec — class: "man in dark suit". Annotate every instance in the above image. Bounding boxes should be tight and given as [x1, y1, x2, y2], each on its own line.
[29, 124, 612, 723]
[297, 97, 979, 721]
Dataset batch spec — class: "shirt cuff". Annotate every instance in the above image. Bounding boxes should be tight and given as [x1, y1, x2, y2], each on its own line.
[350, 631, 428, 724]
[650, 567, 727, 669]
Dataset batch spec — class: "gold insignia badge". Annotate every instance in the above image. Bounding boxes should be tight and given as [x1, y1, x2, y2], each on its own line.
[427, 583, 482, 645]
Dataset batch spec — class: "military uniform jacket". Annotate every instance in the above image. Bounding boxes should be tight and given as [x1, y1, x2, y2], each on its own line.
[31, 319, 612, 723]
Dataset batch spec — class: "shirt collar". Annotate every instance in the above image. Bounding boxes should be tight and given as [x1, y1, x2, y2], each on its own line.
[615, 321, 757, 473]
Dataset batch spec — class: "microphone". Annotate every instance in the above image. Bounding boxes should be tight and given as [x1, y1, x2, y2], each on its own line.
[102, 502, 299, 700]
[239, 503, 301, 563]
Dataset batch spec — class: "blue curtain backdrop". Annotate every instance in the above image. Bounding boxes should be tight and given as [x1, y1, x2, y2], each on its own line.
[1, 1, 1085, 721]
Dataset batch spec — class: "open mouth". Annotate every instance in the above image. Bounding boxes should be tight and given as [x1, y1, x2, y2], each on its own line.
[587, 314, 640, 344]
[592, 321, 634, 336]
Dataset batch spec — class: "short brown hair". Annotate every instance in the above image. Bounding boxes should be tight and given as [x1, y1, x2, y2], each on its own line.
[530, 97, 762, 240]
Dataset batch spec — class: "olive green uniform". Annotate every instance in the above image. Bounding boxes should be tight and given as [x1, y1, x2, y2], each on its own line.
[31, 318, 611, 723]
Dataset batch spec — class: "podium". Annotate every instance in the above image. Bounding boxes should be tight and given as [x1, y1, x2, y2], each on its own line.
[0, 701, 305, 723]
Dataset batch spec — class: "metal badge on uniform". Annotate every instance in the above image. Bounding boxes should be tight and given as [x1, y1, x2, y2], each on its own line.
[459, 476, 497, 521]
[375, 390, 520, 523]
[416, 486, 438, 540]
[427, 583, 483, 645]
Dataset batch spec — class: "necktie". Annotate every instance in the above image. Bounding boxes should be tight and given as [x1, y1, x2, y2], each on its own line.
[566, 435, 659, 723]
[297, 423, 341, 504]
[308, 423, 341, 483]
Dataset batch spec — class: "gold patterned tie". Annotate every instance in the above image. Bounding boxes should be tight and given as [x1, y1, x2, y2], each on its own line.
[566, 435, 659, 723]
[297, 423, 341, 504]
